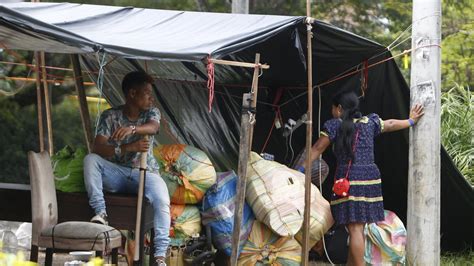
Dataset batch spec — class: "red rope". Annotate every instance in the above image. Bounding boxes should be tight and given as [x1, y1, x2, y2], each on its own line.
[260, 107, 280, 154]
[361, 60, 369, 97]
[206, 56, 215, 113]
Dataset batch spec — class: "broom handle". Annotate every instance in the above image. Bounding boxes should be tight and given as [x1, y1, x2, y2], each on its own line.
[134, 135, 149, 263]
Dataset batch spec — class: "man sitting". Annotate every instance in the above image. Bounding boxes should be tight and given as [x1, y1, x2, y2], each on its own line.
[83, 71, 170, 265]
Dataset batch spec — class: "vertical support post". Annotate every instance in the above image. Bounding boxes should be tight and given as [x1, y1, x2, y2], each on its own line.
[71, 54, 94, 153]
[301, 1, 314, 264]
[230, 93, 252, 266]
[407, 0, 441, 265]
[40, 52, 54, 155]
[134, 136, 149, 265]
[34, 52, 44, 152]
[232, 0, 249, 14]
[248, 53, 261, 149]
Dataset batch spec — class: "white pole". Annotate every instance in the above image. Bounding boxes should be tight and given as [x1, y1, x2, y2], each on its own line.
[232, 0, 248, 14]
[407, 0, 441, 264]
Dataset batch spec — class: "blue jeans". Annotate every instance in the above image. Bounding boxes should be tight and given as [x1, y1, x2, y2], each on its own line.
[83, 153, 170, 257]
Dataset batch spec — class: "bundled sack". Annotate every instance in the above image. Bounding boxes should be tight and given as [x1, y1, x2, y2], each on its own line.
[238, 221, 301, 266]
[169, 204, 202, 246]
[155, 144, 216, 204]
[364, 210, 407, 265]
[295, 184, 334, 247]
[202, 171, 255, 256]
[51, 146, 87, 193]
[246, 152, 305, 237]
[292, 148, 329, 186]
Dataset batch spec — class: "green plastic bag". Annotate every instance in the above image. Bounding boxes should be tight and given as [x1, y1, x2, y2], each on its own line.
[51, 146, 87, 192]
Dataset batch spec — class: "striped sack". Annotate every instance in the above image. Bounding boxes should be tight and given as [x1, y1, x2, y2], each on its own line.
[246, 152, 305, 237]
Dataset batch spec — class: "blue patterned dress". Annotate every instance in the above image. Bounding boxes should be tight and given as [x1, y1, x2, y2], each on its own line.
[321, 113, 385, 224]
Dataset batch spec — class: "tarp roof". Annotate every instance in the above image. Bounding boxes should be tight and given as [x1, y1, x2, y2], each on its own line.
[0, 2, 305, 61]
[0, 2, 471, 251]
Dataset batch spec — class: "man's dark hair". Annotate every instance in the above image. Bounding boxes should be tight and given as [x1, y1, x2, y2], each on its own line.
[121, 71, 154, 96]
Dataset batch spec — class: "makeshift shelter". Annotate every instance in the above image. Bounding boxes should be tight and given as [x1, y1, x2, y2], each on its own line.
[0, 2, 471, 251]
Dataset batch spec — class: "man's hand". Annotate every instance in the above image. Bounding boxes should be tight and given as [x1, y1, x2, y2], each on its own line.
[123, 138, 150, 153]
[111, 126, 134, 141]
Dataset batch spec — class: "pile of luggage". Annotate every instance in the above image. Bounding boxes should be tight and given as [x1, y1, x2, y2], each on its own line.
[157, 145, 334, 265]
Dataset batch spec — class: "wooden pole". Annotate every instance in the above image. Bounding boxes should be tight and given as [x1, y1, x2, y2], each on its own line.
[209, 58, 269, 69]
[34, 52, 44, 152]
[134, 136, 149, 265]
[230, 93, 252, 266]
[407, 0, 441, 265]
[301, 1, 314, 264]
[40, 52, 54, 155]
[248, 53, 261, 149]
[71, 54, 94, 153]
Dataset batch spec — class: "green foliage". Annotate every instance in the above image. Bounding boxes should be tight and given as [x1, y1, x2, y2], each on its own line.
[441, 249, 474, 265]
[441, 1, 474, 90]
[441, 85, 473, 184]
[0, 92, 95, 184]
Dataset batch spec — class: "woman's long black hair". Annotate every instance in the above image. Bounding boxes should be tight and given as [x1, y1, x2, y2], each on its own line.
[332, 91, 362, 160]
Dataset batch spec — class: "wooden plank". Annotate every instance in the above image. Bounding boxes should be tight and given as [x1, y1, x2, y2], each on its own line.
[248, 53, 261, 149]
[230, 93, 252, 266]
[71, 54, 93, 153]
[210, 58, 269, 69]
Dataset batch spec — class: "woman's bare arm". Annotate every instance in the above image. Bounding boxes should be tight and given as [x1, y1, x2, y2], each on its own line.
[383, 104, 424, 133]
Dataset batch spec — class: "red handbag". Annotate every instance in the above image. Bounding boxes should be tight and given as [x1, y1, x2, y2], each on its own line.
[333, 130, 360, 197]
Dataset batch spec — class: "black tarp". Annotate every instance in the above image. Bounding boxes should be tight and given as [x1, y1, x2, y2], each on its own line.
[0, 2, 472, 251]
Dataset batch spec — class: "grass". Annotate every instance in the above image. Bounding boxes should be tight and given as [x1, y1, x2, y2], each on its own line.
[441, 249, 474, 265]
[441, 85, 473, 185]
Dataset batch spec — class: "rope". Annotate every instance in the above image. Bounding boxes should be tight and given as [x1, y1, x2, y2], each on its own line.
[309, 44, 441, 91]
[94, 52, 108, 136]
[0, 69, 32, 96]
[206, 56, 215, 113]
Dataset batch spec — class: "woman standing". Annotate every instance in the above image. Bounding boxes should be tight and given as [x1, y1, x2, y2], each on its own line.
[301, 91, 424, 265]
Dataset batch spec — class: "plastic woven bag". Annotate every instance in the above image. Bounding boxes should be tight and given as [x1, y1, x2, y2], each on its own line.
[238, 221, 302, 266]
[51, 146, 87, 193]
[201, 171, 254, 256]
[155, 144, 216, 204]
[294, 184, 334, 247]
[364, 210, 407, 265]
[169, 204, 202, 246]
[246, 152, 305, 237]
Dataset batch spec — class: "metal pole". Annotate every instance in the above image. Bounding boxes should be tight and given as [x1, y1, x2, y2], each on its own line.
[232, 0, 249, 14]
[301, 0, 314, 264]
[407, 0, 441, 265]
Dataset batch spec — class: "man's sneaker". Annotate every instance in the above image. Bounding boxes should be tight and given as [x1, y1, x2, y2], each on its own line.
[90, 213, 108, 225]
